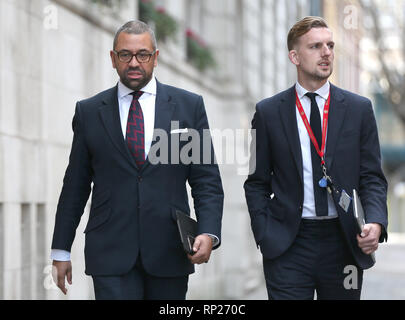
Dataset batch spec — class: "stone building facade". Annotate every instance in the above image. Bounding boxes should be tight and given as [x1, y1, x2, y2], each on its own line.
[0, 0, 312, 299]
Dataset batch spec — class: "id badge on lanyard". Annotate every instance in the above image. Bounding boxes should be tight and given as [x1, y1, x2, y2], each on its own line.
[295, 90, 353, 213]
[295, 90, 333, 194]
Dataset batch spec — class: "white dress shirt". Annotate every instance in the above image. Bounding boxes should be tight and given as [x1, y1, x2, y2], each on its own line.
[295, 81, 338, 219]
[51, 77, 218, 262]
[118, 77, 156, 157]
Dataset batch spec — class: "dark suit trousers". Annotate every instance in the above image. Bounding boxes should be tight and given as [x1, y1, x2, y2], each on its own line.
[92, 255, 189, 300]
[263, 218, 363, 300]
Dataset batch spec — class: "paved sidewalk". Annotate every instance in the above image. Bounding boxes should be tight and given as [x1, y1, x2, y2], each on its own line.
[362, 235, 405, 300]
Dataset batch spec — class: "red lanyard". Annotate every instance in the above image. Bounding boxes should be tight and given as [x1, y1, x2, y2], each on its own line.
[295, 90, 330, 166]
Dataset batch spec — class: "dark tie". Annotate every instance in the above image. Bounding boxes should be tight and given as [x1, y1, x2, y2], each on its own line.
[126, 91, 145, 168]
[306, 92, 328, 216]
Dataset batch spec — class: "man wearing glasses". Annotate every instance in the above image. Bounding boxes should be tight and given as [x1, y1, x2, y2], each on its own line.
[50, 20, 223, 300]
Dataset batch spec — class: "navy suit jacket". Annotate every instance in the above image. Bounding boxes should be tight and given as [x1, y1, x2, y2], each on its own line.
[51, 79, 224, 277]
[244, 84, 388, 270]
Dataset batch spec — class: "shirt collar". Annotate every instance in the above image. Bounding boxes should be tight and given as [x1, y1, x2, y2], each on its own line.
[117, 75, 157, 99]
[295, 81, 330, 101]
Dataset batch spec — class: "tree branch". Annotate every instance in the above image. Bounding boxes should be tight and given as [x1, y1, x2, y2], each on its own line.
[357, 0, 405, 124]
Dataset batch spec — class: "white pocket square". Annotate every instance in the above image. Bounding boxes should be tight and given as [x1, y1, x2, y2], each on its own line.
[170, 128, 188, 134]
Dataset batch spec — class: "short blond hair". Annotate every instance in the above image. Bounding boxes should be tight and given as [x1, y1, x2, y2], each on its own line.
[287, 16, 329, 51]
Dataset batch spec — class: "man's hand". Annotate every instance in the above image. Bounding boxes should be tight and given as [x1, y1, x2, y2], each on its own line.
[52, 260, 72, 295]
[187, 234, 213, 264]
[357, 223, 381, 255]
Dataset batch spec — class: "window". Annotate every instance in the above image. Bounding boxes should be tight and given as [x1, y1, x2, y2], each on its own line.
[0, 204, 4, 299]
[20, 203, 47, 299]
[21, 204, 32, 299]
[36, 204, 47, 299]
[186, 0, 203, 34]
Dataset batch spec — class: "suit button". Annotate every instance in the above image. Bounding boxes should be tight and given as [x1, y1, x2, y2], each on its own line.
[138, 176, 142, 182]
[299, 205, 303, 211]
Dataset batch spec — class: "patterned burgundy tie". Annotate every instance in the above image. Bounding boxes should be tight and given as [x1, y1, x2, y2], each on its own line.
[126, 91, 145, 167]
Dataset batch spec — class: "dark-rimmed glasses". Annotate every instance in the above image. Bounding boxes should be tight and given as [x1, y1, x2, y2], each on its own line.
[113, 50, 156, 63]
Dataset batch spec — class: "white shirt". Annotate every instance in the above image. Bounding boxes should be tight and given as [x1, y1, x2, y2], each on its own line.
[118, 77, 156, 157]
[51, 77, 218, 261]
[295, 81, 338, 219]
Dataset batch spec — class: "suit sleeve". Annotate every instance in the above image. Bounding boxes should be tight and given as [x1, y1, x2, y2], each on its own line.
[359, 100, 388, 242]
[51, 102, 93, 252]
[244, 104, 273, 244]
[187, 96, 224, 247]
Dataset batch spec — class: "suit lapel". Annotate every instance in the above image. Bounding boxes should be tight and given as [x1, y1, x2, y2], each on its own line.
[152, 81, 176, 134]
[142, 80, 176, 172]
[98, 85, 139, 171]
[279, 85, 304, 183]
[325, 84, 347, 170]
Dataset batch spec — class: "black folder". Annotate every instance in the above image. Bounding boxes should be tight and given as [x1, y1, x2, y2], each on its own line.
[175, 210, 198, 255]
